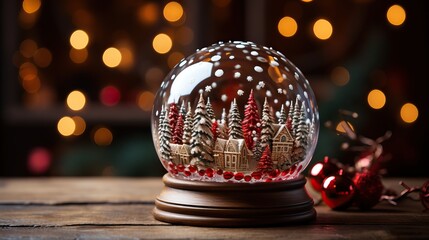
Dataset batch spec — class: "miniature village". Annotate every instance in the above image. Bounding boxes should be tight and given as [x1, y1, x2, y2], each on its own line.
[157, 90, 315, 182]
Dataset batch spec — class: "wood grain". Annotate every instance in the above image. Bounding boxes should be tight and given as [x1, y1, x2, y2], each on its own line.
[0, 177, 427, 239]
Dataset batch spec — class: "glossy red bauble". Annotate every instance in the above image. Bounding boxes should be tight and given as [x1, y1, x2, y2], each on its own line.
[321, 170, 356, 210]
[353, 170, 384, 210]
[309, 156, 339, 192]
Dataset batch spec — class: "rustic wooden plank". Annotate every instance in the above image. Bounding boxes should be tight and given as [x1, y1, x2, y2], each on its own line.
[0, 178, 163, 204]
[1, 225, 428, 239]
[0, 177, 424, 205]
[0, 201, 427, 228]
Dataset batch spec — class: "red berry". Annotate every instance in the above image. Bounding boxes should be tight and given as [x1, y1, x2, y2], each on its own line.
[216, 169, 223, 175]
[188, 165, 197, 173]
[184, 171, 191, 176]
[206, 168, 214, 178]
[265, 178, 273, 182]
[244, 175, 252, 182]
[177, 164, 185, 172]
[251, 171, 262, 180]
[281, 169, 289, 176]
[223, 171, 233, 180]
[234, 172, 244, 181]
[198, 169, 205, 176]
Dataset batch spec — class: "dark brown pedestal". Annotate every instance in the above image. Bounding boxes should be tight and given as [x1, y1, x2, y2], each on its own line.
[153, 174, 316, 227]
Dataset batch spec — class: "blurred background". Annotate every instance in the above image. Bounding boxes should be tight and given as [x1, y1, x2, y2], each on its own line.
[1, 0, 427, 177]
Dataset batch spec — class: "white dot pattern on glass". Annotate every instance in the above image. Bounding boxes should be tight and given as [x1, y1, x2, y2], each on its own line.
[234, 72, 241, 78]
[266, 90, 272, 97]
[247, 76, 253, 82]
[289, 84, 294, 90]
[221, 94, 228, 102]
[235, 64, 241, 69]
[254, 66, 263, 72]
[274, 99, 279, 104]
[211, 55, 221, 62]
[215, 69, 224, 77]
[251, 51, 258, 56]
[237, 89, 244, 96]
[179, 60, 187, 67]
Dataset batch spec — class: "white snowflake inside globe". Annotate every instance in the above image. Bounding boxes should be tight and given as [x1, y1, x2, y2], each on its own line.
[151, 41, 319, 182]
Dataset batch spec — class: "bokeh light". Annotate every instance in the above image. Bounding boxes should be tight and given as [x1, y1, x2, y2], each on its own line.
[367, 89, 386, 109]
[33, 48, 52, 68]
[72, 116, 86, 136]
[336, 121, 355, 134]
[313, 19, 333, 40]
[102, 47, 122, 68]
[19, 62, 38, 80]
[137, 91, 155, 111]
[100, 85, 121, 106]
[387, 4, 406, 26]
[22, 75, 41, 93]
[70, 30, 89, 50]
[27, 148, 51, 174]
[400, 103, 418, 123]
[66, 90, 86, 111]
[152, 33, 172, 54]
[93, 127, 113, 146]
[69, 48, 88, 64]
[278, 16, 298, 37]
[57, 116, 76, 137]
[138, 3, 159, 24]
[22, 0, 41, 14]
[331, 66, 350, 86]
[163, 1, 184, 22]
[20, 39, 38, 58]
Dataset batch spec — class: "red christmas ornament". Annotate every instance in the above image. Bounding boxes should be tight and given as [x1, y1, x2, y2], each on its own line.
[321, 169, 356, 210]
[353, 170, 384, 210]
[309, 156, 339, 192]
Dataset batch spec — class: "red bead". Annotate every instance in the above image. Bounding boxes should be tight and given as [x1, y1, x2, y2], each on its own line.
[251, 171, 262, 180]
[321, 170, 356, 210]
[198, 169, 205, 176]
[184, 170, 191, 176]
[216, 169, 223, 175]
[309, 156, 339, 192]
[188, 165, 197, 173]
[234, 172, 244, 181]
[223, 171, 233, 180]
[244, 175, 252, 182]
[269, 170, 278, 178]
[168, 162, 176, 169]
[177, 164, 185, 172]
[265, 178, 273, 182]
[206, 169, 214, 178]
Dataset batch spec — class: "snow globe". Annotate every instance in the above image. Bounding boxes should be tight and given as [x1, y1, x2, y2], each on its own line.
[152, 41, 319, 226]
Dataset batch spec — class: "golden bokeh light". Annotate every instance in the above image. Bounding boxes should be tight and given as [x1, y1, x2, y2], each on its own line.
[22, 0, 41, 14]
[278, 16, 298, 37]
[118, 47, 134, 70]
[301, 0, 313, 2]
[137, 91, 155, 111]
[138, 3, 159, 24]
[367, 89, 386, 109]
[168, 51, 185, 68]
[336, 121, 355, 134]
[67, 90, 86, 111]
[102, 47, 122, 68]
[57, 116, 76, 137]
[152, 33, 172, 54]
[69, 48, 88, 64]
[19, 62, 38, 80]
[331, 66, 350, 86]
[313, 19, 333, 40]
[400, 103, 418, 123]
[93, 127, 113, 146]
[20, 39, 38, 58]
[163, 1, 184, 22]
[70, 30, 89, 50]
[72, 116, 86, 136]
[22, 75, 41, 93]
[33, 48, 52, 68]
[387, 5, 406, 26]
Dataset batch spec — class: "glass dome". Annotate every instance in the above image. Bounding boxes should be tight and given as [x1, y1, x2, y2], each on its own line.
[151, 41, 319, 182]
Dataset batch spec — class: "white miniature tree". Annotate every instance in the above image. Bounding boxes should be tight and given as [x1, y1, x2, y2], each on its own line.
[260, 98, 274, 150]
[158, 106, 172, 161]
[228, 99, 243, 139]
[190, 94, 214, 166]
[182, 102, 193, 144]
[278, 104, 286, 124]
[206, 97, 215, 121]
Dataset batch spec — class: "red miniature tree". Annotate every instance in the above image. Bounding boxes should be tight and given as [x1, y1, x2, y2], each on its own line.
[242, 90, 260, 150]
[257, 146, 273, 173]
[168, 103, 179, 134]
[173, 113, 184, 144]
[211, 120, 219, 143]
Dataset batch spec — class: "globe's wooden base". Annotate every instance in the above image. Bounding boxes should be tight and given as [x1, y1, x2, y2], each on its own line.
[153, 174, 316, 227]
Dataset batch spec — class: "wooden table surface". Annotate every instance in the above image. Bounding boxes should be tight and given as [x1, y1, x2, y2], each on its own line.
[0, 177, 428, 239]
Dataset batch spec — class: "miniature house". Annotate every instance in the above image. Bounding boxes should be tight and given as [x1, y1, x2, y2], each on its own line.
[170, 143, 192, 165]
[213, 138, 252, 172]
[272, 124, 294, 167]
